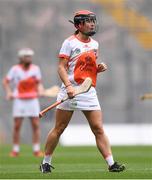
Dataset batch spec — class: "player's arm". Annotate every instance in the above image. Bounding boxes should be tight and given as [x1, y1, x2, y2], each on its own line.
[97, 62, 107, 73]
[95, 44, 107, 73]
[37, 82, 45, 97]
[2, 78, 13, 100]
[58, 58, 75, 98]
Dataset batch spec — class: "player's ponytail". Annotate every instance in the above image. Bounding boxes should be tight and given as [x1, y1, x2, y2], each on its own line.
[74, 30, 79, 35]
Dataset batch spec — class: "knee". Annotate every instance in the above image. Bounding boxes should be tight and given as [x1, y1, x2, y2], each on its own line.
[33, 123, 39, 131]
[14, 124, 21, 132]
[92, 126, 105, 137]
[54, 125, 66, 137]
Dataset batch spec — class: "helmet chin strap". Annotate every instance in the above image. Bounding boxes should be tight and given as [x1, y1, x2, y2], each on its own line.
[79, 27, 97, 36]
[20, 60, 31, 68]
[81, 30, 96, 36]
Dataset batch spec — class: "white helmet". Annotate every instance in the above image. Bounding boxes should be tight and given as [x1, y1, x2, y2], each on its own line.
[18, 48, 34, 58]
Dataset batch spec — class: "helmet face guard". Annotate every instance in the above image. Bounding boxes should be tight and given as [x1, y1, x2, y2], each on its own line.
[73, 11, 98, 36]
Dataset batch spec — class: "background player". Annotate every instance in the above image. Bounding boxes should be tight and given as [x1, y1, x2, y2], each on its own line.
[3, 48, 44, 157]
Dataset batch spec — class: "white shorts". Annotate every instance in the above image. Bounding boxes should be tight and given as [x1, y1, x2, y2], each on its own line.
[56, 86, 101, 111]
[12, 98, 40, 117]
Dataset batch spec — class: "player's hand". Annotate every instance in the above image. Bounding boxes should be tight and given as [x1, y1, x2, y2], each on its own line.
[140, 96, 145, 100]
[97, 63, 107, 73]
[66, 85, 75, 99]
[6, 91, 14, 100]
[38, 89, 45, 97]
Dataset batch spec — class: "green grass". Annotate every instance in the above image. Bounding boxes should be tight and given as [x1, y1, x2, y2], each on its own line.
[0, 145, 152, 179]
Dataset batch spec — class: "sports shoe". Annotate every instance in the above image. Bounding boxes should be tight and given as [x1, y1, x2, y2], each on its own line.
[109, 162, 125, 172]
[9, 151, 19, 157]
[34, 151, 44, 157]
[40, 162, 54, 173]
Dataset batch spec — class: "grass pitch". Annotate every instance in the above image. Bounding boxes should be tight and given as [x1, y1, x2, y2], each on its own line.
[0, 145, 152, 179]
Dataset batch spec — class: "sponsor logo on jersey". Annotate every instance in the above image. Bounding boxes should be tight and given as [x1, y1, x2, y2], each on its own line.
[71, 48, 81, 56]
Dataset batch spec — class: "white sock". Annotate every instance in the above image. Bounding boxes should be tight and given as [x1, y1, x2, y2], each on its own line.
[13, 144, 20, 153]
[33, 143, 40, 152]
[105, 155, 114, 166]
[43, 155, 52, 165]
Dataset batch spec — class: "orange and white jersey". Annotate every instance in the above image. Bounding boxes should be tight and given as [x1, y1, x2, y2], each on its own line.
[5, 64, 41, 99]
[59, 35, 99, 87]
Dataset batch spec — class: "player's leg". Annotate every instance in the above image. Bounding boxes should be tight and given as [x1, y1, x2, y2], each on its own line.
[30, 116, 43, 157]
[83, 110, 125, 172]
[83, 110, 112, 158]
[10, 117, 23, 157]
[40, 109, 73, 173]
[45, 109, 73, 156]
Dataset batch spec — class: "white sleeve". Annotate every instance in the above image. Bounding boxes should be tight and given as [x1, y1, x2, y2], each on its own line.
[96, 42, 99, 58]
[36, 66, 42, 81]
[6, 67, 15, 81]
[59, 39, 72, 58]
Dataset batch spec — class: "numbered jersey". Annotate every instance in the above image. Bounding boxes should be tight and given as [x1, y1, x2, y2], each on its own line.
[59, 35, 99, 87]
[6, 64, 41, 99]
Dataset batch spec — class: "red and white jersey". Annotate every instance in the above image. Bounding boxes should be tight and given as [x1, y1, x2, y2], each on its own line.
[59, 35, 99, 87]
[5, 64, 41, 99]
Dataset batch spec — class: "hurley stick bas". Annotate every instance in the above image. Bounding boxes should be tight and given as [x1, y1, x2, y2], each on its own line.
[39, 77, 92, 118]
[42, 85, 60, 97]
[140, 93, 152, 100]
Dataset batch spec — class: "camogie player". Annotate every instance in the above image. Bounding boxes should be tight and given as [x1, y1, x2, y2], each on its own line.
[3, 48, 44, 157]
[40, 10, 125, 173]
